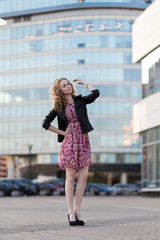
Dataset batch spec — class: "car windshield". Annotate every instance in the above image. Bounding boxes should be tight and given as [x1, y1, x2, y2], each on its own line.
[11, 180, 22, 185]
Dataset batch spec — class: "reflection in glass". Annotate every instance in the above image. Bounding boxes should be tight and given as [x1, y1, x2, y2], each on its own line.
[4, 19, 132, 41]
[157, 144, 160, 187]
[0, 35, 132, 57]
[0, 68, 141, 89]
[148, 146, 156, 187]
[0, 51, 133, 72]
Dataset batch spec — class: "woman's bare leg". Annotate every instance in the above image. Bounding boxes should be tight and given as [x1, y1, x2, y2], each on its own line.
[65, 167, 77, 221]
[74, 166, 89, 219]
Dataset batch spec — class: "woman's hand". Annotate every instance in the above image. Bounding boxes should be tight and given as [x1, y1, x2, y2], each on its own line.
[73, 78, 86, 86]
[73, 78, 95, 91]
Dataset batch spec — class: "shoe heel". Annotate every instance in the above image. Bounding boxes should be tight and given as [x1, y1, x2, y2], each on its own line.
[75, 213, 85, 226]
[68, 214, 77, 226]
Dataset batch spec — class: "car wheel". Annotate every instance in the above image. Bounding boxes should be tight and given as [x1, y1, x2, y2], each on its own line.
[132, 191, 138, 196]
[11, 190, 19, 197]
[39, 190, 47, 196]
[110, 192, 116, 196]
[0, 190, 5, 197]
[94, 191, 99, 196]
[19, 191, 24, 196]
[52, 191, 60, 196]
[90, 188, 95, 195]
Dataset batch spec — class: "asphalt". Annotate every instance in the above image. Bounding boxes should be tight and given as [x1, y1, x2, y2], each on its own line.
[0, 195, 160, 240]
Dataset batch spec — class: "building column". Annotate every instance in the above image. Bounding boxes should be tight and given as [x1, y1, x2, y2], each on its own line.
[107, 172, 112, 186]
[7, 156, 15, 178]
[120, 172, 128, 184]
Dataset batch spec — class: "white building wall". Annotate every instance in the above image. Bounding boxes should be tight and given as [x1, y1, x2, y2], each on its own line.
[133, 91, 160, 133]
[132, 0, 160, 63]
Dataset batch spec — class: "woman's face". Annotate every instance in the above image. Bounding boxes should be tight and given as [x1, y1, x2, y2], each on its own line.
[59, 79, 72, 95]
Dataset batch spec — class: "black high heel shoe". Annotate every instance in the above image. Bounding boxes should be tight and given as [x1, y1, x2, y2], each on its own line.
[75, 213, 85, 226]
[68, 214, 77, 226]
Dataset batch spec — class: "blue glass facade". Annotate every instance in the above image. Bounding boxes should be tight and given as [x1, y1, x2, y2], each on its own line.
[140, 47, 160, 189]
[0, 0, 151, 175]
[142, 46, 160, 98]
[0, 0, 152, 17]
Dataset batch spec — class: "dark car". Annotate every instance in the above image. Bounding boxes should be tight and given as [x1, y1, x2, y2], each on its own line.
[39, 182, 57, 196]
[7, 179, 38, 196]
[40, 182, 56, 196]
[97, 183, 113, 195]
[0, 182, 10, 196]
[0, 180, 21, 196]
[35, 182, 50, 196]
[47, 178, 65, 188]
[111, 183, 141, 196]
[85, 183, 108, 196]
[127, 184, 142, 195]
[18, 178, 38, 195]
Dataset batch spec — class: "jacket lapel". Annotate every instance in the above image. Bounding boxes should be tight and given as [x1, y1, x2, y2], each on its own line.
[74, 97, 83, 120]
[74, 97, 82, 109]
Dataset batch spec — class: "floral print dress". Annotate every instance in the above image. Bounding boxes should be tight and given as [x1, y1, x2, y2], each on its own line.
[59, 102, 92, 169]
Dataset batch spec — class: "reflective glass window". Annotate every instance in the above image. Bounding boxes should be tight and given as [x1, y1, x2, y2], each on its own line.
[156, 127, 160, 141]
[157, 144, 160, 187]
[0, 88, 49, 103]
[0, 68, 141, 88]
[148, 128, 156, 143]
[79, 84, 141, 98]
[90, 117, 131, 132]
[0, 51, 133, 71]
[2, 33, 133, 55]
[148, 145, 156, 187]
[0, 0, 151, 15]
[99, 154, 116, 163]
[90, 133, 140, 149]
[1, 19, 133, 41]
[0, 100, 136, 119]
[87, 101, 136, 115]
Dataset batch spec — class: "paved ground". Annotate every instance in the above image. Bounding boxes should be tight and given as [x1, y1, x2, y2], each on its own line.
[0, 195, 160, 240]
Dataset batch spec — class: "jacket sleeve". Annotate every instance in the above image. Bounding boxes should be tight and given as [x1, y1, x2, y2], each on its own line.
[82, 89, 100, 104]
[42, 108, 57, 130]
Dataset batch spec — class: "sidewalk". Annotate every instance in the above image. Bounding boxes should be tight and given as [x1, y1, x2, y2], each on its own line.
[0, 195, 160, 240]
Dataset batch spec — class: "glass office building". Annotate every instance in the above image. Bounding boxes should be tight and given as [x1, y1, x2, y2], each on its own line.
[141, 48, 160, 189]
[0, 0, 151, 181]
[132, 0, 160, 195]
[141, 48, 160, 190]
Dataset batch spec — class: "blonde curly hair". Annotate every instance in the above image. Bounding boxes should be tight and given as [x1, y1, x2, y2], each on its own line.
[50, 77, 76, 112]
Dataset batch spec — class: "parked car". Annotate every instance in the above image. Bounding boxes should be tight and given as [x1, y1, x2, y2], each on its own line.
[110, 185, 123, 196]
[42, 181, 64, 196]
[97, 184, 113, 195]
[0, 179, 21, 196]
[18, 178, 38, 195]
[111, 184, 141, 196]
[35, 182, 50, 196]
[0, 182, 11, 196]
[85, 183, 108, 196]
[46, 179, 65, 195]
[7, 179, 38, 196]
[127, 184, 142, 195]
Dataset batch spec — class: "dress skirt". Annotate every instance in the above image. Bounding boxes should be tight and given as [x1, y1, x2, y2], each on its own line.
[59, 102, 92, 169]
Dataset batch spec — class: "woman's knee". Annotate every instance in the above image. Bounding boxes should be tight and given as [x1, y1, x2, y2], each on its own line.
[66, 168, 76, 182]
[82, 173, 88, 182]
[78, 168, 88, 182]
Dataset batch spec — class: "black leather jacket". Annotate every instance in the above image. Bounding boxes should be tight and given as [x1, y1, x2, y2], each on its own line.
[42, 89, 100, 142]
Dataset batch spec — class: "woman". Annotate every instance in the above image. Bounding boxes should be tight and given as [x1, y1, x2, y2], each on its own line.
[42, 78, 100, 226]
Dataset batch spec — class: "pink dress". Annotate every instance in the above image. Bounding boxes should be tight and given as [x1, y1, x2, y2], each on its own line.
[59, 102, 92, 169]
